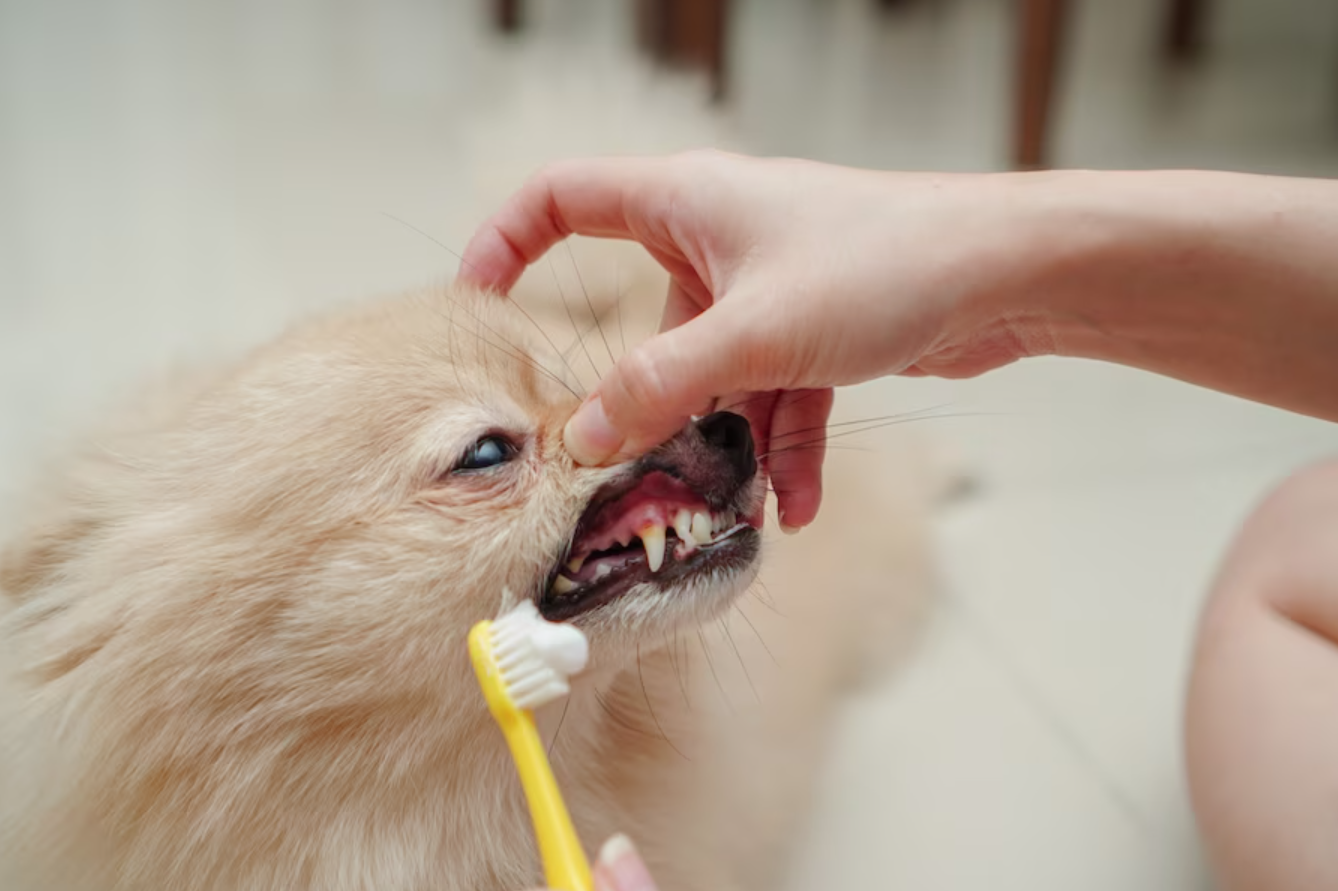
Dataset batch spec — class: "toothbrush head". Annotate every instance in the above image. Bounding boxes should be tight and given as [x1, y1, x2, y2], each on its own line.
[469, 599, 589, 715]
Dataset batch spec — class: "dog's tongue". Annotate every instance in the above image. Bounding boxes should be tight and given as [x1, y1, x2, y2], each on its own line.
[564, 549, 642, 585]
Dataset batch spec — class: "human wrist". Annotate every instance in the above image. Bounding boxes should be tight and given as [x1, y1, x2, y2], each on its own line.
[963, 169, 1236, 365]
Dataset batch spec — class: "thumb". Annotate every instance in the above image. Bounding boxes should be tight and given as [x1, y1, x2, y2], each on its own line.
[563, 303, 760, 465]
[592, 834, 658, 891]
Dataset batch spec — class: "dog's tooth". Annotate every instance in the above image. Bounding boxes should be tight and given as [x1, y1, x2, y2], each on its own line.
[552, 574, 576, 595]
[640, 524, 667, 573]
[691, 512, 712, 544]
[673, 508, 693, 544]
[566, 555, 585, 573]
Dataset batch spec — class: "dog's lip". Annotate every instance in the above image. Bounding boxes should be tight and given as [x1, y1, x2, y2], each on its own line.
[537, 526, 759, 622]
[536, 468, 760, 621]
[567, 471, 712, 560]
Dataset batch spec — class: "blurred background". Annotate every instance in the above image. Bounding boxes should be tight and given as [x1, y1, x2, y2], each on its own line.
[4, 0, 1338, 888]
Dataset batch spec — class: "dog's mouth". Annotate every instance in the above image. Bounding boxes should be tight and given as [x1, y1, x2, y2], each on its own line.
[538, 469, 760, 622]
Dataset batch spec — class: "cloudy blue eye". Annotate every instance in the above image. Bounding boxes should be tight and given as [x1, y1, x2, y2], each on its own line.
[455, 435, 518, 472]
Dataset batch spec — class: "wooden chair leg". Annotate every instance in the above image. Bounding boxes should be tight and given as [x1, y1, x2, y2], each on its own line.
[636, 0, 672, 56]
[705, 0, 728, 102]
[1165, 0, 1210, 62]
[635, 0, 730, 103]
[1015, 0, 1070, 170]
[494, 0, 521, 33]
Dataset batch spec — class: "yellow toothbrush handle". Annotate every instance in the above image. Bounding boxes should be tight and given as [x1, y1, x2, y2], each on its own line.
[500, 709, 593, 891]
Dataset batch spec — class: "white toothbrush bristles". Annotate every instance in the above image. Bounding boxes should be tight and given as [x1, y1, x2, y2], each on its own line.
[489, 600, 590, 711]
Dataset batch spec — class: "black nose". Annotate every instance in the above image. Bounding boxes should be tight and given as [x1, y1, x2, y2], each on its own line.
[696, 411, 757, 481]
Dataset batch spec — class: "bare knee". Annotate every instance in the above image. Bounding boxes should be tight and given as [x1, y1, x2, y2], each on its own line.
[1187, 458, 1338, 890]
[1211, 459, 1338, 637]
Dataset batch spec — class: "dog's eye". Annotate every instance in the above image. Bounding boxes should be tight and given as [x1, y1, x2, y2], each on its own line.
[454, 435, 519, 473]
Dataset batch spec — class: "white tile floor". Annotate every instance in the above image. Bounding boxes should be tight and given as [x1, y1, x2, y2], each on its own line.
[4, 0, 1338, 888]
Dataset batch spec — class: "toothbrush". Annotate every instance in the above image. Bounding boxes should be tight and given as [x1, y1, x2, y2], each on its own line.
[468, 599, 593, 891]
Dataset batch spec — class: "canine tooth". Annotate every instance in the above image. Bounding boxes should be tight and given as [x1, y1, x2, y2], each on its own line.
[673, 509, 693, 543]
[566, 555, 585, 573]
[640, 524, 666, 573]
[691, 512, 712, 544]
[552, 575, 576, 595]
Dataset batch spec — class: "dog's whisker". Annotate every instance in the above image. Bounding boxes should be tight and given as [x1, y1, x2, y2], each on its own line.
[638, 643, 689, 761]
[764, 445, 883, 474]
[441, 294, 467, 396]
[759, 410, 996, 460]
[717, 388, 827, 415]
[767, 405, 955, 445]
[665, 630, 692, 709]
[748, 580, 784, 617]
[733, 605, 781, 668]
[500, 292, 589, 398]
[716, 391, 773, 412]
[476, 302, 493, 390]
[680, 628, 693, 709]
[445, 300, 575, 396]
[718, 616, 760, 704]
[380, 211, 479, 272]
[380, 212, 587, 397]
[592, 688, 660, 742]
[562, 314, 616, 367]
[546, 694, 572, 759]
[426, 289, 582, 399]
[557, 280, 640, 370]
[696, 626, 733, 713]
[549, 257, 600, 384]
[614, 260, 628, 359]
[437, 312, 581, 400]
[566, 243, 616, 370]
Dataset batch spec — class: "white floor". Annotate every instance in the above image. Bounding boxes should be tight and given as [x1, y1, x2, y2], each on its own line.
[4, 1, 1338, 889]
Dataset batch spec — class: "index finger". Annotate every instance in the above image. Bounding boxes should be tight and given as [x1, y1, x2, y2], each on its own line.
[458, 156, 681, 293]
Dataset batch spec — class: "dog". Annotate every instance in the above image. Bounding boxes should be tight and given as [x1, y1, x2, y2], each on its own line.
[0, 277, 941, 891]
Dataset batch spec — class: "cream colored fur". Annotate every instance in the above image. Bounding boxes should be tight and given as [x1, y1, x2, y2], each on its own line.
[0, 273, 939, 891]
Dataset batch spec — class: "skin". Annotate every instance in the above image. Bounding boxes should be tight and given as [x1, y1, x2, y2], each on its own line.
[1186, 459, 1338, 891]
[593, 835, 658, 891]
[525, 834, 658, 891]
[465, 151, 1338, 890]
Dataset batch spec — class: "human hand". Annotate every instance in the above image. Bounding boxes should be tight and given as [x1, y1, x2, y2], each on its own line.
[590, 834, 657, 891]
[523, 834, 658, 891]
[460, 152, 1050, 529]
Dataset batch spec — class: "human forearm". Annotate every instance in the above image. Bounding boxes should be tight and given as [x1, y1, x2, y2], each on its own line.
[994, 170, 1338, 420]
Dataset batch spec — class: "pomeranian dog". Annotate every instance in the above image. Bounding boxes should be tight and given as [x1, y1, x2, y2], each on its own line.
[0, 272, 942, 890]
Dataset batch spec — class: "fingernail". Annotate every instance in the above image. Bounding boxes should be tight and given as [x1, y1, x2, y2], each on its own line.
[593, 834, 657, 891]
[563, 396, 623, 466]
[777, 511, 802, 536]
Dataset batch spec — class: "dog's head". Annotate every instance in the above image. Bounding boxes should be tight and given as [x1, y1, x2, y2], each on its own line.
[4, 281, 764, 718]
[189, 285, 765, 666]
[0, 283, 766, 887]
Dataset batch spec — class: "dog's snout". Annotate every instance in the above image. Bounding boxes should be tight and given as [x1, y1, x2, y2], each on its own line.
[697, 411, 757, 481]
